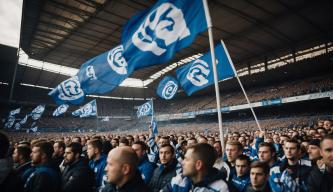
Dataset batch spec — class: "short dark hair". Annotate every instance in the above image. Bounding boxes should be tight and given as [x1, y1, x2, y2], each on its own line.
[67, 142, 82, 155]
[236, 154, 251, 166]
[119, 137, 129, 146]
[88, 139, 103, 151]
[16, 146, 32, 161]
[54, 140, 66, 151]
[0, 131, 9, 158]
[285, 139, 300, 150]
[132, 141, 148, 151]
[34, 142, 54, 160]
[188, 143, 217, 169]
[259, 142, 276, 154]
[250, 161, 270, 175]
[159, 144, 175, 155]
[321, 135, 333, 148]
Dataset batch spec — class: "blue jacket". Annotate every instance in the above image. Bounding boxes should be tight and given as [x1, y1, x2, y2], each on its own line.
[138, 154, 156, 183]
[231, 174, 251, 192]
[89, 154, 107, 189]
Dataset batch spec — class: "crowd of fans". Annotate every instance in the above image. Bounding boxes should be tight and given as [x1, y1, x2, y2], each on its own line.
[1, 118, 333, 192]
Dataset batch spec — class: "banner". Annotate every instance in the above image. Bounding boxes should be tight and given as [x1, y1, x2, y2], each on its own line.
[156, 76, 179, 100]
[137, 100, 153, 118]
[53, 104, 69, 117]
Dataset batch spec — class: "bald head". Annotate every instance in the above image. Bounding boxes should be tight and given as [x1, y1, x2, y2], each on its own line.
[109, 146, 139, 169]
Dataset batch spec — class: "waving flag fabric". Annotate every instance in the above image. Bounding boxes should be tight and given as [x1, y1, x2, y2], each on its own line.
[137, 100, 153, 118]
[9, 108, 20, 116]
[30, 105, 45, 120]
[53, 104, 69, 117]
[156, 76, 179, 100]
[72, 100, 97, 118]
[176, 44, 235, 96]
[20, 115, 28, 125]
[121, 0, 208, 70]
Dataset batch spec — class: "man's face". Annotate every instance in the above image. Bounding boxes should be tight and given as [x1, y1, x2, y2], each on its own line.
[250, 167, 267, 188]
[187, 139, 197, 147]
[308, 145, 321, 161]
[235, 159, 249, 177]
[63, 147, 76, 165]
[321, 139, 333, 169]
[226, 144, 241, 163]
[31, 147, 42, 165]
[53, 143, 62, 157]
[159, 146, 173, 165]
[258, 146, 273, 163]
[273, 135, 280, 143]
[182, 149, 197, 177]
[111, 140, 118, 148]
[158, 138, 169, 147]
[12, 148, 20, 163]
[132, 144, 145, 159]
[208, 138, 215, 146]
[87, 144, 96, 160]
[105, 151, 123, 184]
[238, 137, 246, 147]
[323, 121, 332, 130]
[213, 142, 222, 157]
[284, 142, 299, 160]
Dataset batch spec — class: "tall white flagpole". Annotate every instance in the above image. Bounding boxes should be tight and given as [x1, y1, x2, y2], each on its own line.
[220, 40, 262, 131]
[202, 0, 225, 155]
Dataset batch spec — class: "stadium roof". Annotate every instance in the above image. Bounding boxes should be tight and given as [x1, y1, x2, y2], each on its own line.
[6, 0, 333, 99]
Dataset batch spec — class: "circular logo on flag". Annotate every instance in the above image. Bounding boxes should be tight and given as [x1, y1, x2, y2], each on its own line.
[186, 59, 210, 86]
[107, 45, 128, 75]
[162, 80, 178, 100]
[59, 76, 84, 101]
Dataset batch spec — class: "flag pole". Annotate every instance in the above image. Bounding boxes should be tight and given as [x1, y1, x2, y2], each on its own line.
[96, 100, 99, 132]
[220, 40, 262, 131]
[202, 0, 225, 156]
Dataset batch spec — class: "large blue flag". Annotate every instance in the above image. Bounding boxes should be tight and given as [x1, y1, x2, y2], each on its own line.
[137, 100, 153, 118]
[156, 76, 179, 100]
[30, 105, 45, 120]
[48, 76, 85, 105]
[121, 0, 208, 70]
[77, 45, 134, 94]
[72, 100, 97, 118]
[176, 44, 235, 96]
[53, 104, 69, 117]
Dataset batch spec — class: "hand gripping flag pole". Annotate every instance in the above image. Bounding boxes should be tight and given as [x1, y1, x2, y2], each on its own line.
[221, 39, 262, 132]
[202, 0, 226, 156]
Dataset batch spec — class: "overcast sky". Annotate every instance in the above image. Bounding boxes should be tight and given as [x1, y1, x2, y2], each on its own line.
[0, 0, 22, 48]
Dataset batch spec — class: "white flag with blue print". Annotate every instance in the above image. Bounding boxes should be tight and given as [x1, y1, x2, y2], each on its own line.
[5, 116, 15, 129]
[176, 44, 235, 96]
[9, 108, 20, 116]
[121, 0, 208, 70]
[156, 76, 179, 100]
[48, 76, 85, 105]
[72, 100, 97, 118]
[30, 105, 45, 120]
[14, 122, 21, 130]
[53, 104, 69, 117]
[137, 100, 153, 118]
[77, 45, 135, 94]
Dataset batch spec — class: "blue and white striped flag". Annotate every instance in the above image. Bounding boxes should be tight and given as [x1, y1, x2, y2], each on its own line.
[9, 108, 20, 116]
[53, 104, 69, 117]
[137, 100, 153, 118]
[121, 0, 208, 70]
[30, 105, 45, 120]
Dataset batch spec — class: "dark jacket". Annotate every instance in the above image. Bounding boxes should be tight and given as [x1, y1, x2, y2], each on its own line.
[307, 166, 333, 192]
[0, 158, 24, 192]
[23, 163, 61, 192]
[61, 158, 94, 192]
[149, 159, 178, 192]
[14, 161, 32, 180]
[101, 170, 151, 192]
[245, 183, 271, 192]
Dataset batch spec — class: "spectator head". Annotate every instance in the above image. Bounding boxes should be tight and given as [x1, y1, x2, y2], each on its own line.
[111, 138, 119, 148]
[64, 142, 82, 166]
[159, 144, 175, 165]
[31, 141, 54, 166]
[249, 161, 270, 190]
[87, 139, 103, 160]
[72, 136, 81, 143]
[308, 139, 321, 161]
[235, 154, 251, 177]
[323, 120, 332, 131]
[238, 136, 247, 147]
[258, 142, 276, 164]
[0, 131, 9, 159]
[12, 146, 31, 164]
[272, 134, 280, 144]
[158, 136, 170, 147]
[18, 141, 31, 148]
[226, 141, 243, 164]
[284, 139, 300, 161]
[187, 137, 197, 147]
[131, 141, 147, 160]
[317, 127, 328, 137]
[280, 135, 290, 146]
[53, 140, 66, 158]
[104, 146, 139, 187]
[207, 137, 215, 146]
[182, 143, 217, 184]
[119, 137, 129, 147]
[126, 135, 134, 146]
[213, 141, 222, 157]
[197, 136, 208, 144]
[320, 135, 333, 169]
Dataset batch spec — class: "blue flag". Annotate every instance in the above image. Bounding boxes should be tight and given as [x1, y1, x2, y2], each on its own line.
[48, 76, 85, 105]
[20, 115, 28, 125]
[77, 45, 134, 94]
[137, 100, 153, 118]
[156, 76, 179, 100]
[72, 100, 97, 118]
[176, 44, 235, 96]
[121, 0, 208, 70]
[9, 108, 20, 116]
[5, 116, 15, 129]
[151, 118, 158, 135]
[15, 122, 21, 130]
[30, 105, 45, 120]
[53, 104, 69, 117]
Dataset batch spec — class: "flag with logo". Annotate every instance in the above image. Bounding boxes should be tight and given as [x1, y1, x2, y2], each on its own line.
[176, 44, 235, 96]
[20, 115, 28, 125]
[53, 104, 69, 117]
[121, 0, 208, 70]
[30, 105, 45, 120]
[72, 100, 97, 118]
[156, 76, 179, 100]
[4, 116, 15, 129]
[9, 108, 20, 116]
[137, 100, 153, 118]
[48, 76, 85, 105]
[77, 45, 135, 94]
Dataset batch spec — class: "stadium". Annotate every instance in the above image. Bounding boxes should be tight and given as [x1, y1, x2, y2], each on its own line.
[0, 0, 333, 192]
